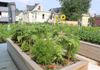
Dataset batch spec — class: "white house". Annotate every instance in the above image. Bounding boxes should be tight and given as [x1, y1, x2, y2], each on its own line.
[16, 3, 51, 23]
[16, 9, 23, 22]
[16, 4, 90, 26]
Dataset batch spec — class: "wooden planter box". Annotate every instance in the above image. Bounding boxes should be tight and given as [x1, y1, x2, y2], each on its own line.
[7, 39, 88, 70]
[79, 41, 100, 62]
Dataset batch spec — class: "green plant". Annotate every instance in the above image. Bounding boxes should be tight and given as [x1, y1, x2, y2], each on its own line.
[21, 41, 30, 52]
[0, 24, 17, 43]
[31, 38, 64, 65]
[88, 17, 95, 26]
[1, 23, 80, 69]
[64, 36, 80, 60]
[54, 31, 80, 60]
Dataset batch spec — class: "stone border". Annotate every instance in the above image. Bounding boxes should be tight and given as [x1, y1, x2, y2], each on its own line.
[7, 39, 88, 70]
[79, 41, 100, 62]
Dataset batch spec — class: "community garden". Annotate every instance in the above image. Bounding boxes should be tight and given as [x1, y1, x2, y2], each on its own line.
[0, 23, 100, 70]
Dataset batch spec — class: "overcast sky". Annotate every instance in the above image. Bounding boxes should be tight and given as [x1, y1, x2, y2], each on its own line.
[0, 0, 100, 15]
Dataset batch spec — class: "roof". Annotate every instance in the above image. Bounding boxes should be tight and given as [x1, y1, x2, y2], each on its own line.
[49, 7, 61, 13]
[95, 15, 100, 17]
[16, 9, 23, 16]
[94, 15, 100, 20]
[27, 3, 39, 11]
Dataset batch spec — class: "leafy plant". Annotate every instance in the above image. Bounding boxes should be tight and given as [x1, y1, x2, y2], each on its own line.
[54, 31, 80, 60]
[31, 38, 64, 65]
[21, 41, 30, 52]
[1, 23, 100, 69]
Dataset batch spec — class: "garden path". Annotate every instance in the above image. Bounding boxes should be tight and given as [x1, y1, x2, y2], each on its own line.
[0, 43, 18, 70]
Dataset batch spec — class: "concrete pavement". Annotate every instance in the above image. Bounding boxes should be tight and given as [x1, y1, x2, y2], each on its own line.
[0, 43, 18, 70]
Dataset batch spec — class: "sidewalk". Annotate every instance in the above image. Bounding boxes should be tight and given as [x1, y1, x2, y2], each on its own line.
[0, 43, 18, 70]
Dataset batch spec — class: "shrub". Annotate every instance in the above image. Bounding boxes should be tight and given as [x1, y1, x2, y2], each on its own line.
[21, 41, 30, 52]
[0, 24, 15, 43]
[54, 31, 80, 60]
[31, 38, 64, 65]
[11, 24, 80, 66]
[0, 23, 79, 69]
[78, 27, 100, 44]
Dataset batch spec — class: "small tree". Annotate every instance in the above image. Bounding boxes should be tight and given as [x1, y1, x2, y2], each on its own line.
[88, 17, 95, 26]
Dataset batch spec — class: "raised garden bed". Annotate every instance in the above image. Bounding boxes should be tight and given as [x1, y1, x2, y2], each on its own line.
[79, 41, 100, 62]
[7, 39, 88, 70]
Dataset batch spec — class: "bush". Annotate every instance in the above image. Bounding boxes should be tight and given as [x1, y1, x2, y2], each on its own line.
[0, 24, 16, 43]
[54, 31, 80, 60]
[78, 27, 100, 44]
[11, 24, 80, 66]
[31, 38, 64, 65]
[2, 23, 100, 67]
[21, 41, 30, 52]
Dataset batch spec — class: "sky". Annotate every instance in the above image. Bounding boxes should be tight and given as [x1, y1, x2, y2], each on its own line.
[0, 0, 100, 15]
[90, 0, 100, 15]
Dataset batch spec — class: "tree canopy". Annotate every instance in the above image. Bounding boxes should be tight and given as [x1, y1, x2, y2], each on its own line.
[59, 0, 91, 21]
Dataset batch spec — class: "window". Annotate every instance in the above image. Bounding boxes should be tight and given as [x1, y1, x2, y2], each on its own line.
[35, 13, 37, 19]
[0, 2, 8, 7]
[0, 12, 1, 15]
[42, 14, 45, 19]
[32, 14, 34, 18]
[32, 15, 34, 18]
[38, 6, 41, 10]
[50, 15, 53, 20]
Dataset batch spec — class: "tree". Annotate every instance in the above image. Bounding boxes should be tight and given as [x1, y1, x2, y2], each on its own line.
[59, 0, 91, 21]
[88, 17, 95, 26]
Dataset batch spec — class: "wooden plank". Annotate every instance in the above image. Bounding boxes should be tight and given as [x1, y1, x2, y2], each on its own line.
[61, 61, 88, 70]
[79, 41, 100, 62]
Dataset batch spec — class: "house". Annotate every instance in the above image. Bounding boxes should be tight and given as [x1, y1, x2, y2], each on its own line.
[49, 8, 90, 26]
[49, 7, 61, 14]
[16, 9, 23, 22]
[17, 3, 51, 23]
[48, 7, 62, 23]
[0, 1, 16, 23]
[94, 15, 100, 26]
[16, 4, 90, 25]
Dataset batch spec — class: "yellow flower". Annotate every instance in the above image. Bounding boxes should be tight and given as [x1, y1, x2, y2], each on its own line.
[60, 15, 66, 21]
